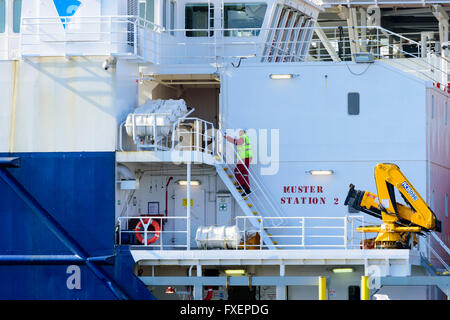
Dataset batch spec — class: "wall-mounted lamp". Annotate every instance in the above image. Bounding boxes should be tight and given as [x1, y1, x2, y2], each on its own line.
[331, 267, 354, 273]
[307, 170, 334, 176]
[269, 74, 295, 80]
[177, 180, 201, 186]
[224, 269, 247, 276]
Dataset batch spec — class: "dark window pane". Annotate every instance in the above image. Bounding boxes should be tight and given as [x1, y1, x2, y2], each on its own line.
[224, 3, 267, 37]
[348, 92, 360, 115]
[185, 3, 213, 37]
[0, 0, 5, 34]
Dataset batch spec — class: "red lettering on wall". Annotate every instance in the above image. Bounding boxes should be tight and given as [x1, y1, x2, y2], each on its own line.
[281, 185, 331, 206]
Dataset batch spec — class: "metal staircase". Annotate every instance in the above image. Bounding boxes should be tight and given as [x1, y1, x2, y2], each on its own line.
[422, 231, 450, 276]
[214, 159, 277, 249]
[167, 117, 286, 249]
[213, 131, 287, 250]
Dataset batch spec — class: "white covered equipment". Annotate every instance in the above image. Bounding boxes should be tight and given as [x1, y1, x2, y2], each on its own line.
[195, 225, 242, 249]
[125, 99, 189, 138]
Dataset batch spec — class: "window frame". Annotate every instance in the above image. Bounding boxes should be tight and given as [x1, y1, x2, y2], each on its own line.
[184, 3, 214, 37]
[223, 2, 268, 37]
[13, 0, 22, 33]
[169, 0, 176, 35]
[0, 0, 5, 34]
[347, 92, 360, 115]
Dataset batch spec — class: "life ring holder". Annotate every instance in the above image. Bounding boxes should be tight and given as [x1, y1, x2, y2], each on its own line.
[134, 217, 161, 245]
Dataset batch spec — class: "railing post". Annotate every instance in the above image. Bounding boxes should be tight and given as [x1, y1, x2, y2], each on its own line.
[109, 16, 112, 54]
[260, 217, 263, 250]
[118, 218, 122, 245]
[195, 120, 200, 152]
[204, 121, 207, 153]
[153, 114, 157, 150]
[344, 216, 348, 249]
[143, 218, 148, 246]
[134, 19, 138, 57]
[160, 218, 163, 250]
[186, 162, 191, 250]
[302, 217, 306, 247]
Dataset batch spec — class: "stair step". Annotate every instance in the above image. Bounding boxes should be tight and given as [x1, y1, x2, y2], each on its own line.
[247, 203, 253, 208]
[228, 174, 233, 178]
[252, 211, 258, 215]
[273, 241, 278, 245]
[224, 167, 228, 171]
[243, 197, 248, 200]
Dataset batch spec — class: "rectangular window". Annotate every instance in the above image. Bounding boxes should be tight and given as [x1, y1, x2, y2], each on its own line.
[139, 1, 146, 19]
[170, 0, 175, 35]
[348, 92, 360, 115]
[139, 0, 154, 22]
[13, 0, 22, 33]
[146, 0, 154, 22]
[445, 193, 448, 218]
[0, 0, 5, 34]
[431, 190, 435, 211]
[163, 0, 167, 28]
[224, 3, 267, 37]
[445, 101, 448, 125]
[431, 95, 434, 119]
[185, 3, 214, 37]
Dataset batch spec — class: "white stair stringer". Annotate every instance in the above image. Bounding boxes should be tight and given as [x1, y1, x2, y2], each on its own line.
[215, 162, 277, 250]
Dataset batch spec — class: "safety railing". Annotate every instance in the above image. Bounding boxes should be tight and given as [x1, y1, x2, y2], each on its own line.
[149, 25, 447, 84]
[117, 215, 188, 250]
[235, 215, 370, 250]
[17, 15, 449, 85]
[171, 117, 216, 155]
[20, 15, 162, 62]
[314, 0, 450, 5]
[426, 231, 450, 273]
[116, 214, 370, 250]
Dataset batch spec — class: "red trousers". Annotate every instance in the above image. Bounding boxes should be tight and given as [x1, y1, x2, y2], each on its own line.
[234, 157, 251, 191]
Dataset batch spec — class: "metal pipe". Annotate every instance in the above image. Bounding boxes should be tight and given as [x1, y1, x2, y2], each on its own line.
[165, 176, 174, 217]
[0, 255, 84, 265]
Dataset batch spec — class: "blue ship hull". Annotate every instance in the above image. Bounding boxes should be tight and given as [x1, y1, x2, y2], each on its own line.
[0, 152, 154, 299]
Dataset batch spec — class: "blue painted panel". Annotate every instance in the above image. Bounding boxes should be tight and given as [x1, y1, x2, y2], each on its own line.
[0, 265, 116, 300]
[0, 152, 155, 299]
[0, 152, 115, 256]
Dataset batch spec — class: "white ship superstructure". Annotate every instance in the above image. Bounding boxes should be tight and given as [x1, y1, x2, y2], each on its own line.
[0, 0, 449, 300]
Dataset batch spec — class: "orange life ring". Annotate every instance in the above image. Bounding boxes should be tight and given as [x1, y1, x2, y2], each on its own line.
[134, 218, 161, 245]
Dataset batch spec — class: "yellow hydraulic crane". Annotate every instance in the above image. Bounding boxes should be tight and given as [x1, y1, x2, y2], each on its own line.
[344, 163, 442, 249]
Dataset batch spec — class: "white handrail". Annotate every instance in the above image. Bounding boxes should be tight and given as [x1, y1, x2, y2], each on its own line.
[235, 215, 366, 250]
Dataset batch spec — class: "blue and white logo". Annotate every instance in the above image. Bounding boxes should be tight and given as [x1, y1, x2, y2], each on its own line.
[53, 0, 82, 28]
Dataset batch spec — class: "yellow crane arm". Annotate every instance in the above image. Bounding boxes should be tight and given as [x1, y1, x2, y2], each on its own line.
[345, 163, 441, 233]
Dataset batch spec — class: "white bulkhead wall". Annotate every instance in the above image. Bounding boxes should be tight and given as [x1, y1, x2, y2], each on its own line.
[221, 62, 428, 220]
[0, 0, 140, 153]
